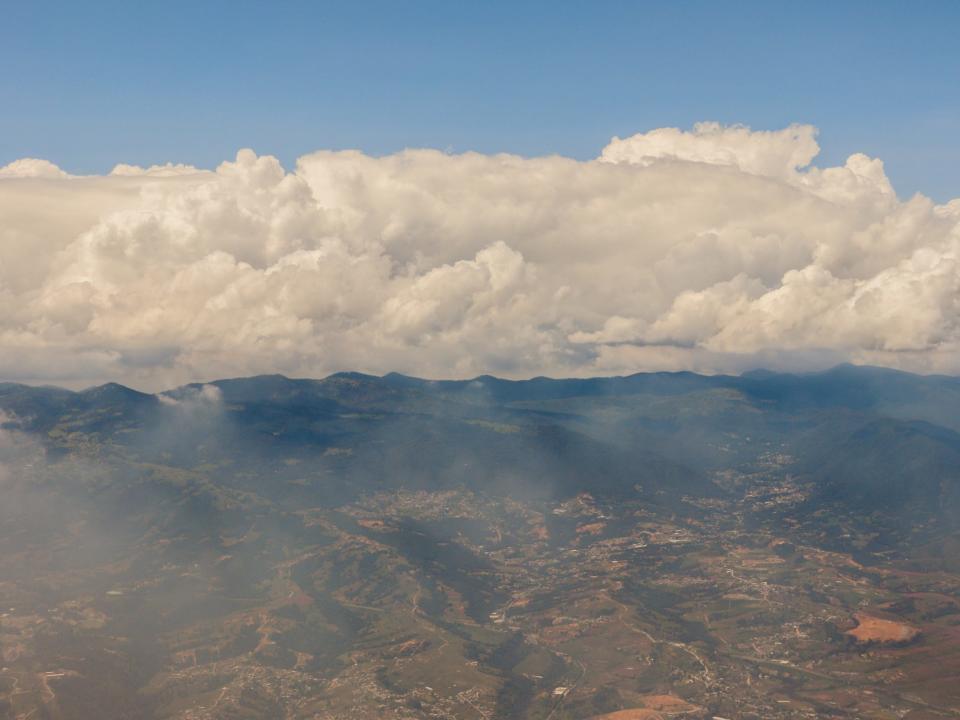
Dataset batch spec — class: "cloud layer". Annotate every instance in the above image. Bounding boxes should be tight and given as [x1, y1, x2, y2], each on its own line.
[2, 123, 959, 389]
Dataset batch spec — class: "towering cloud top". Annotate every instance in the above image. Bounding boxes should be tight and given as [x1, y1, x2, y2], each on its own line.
[601, 122, 822, 182]
[1, 124, 958, 388]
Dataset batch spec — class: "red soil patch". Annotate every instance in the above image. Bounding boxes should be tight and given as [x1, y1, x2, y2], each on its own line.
[589, 710, 662, 720]
[846, 612, 920, 645]
[638, 694, 697, 712]
[589, 694, 697, 719]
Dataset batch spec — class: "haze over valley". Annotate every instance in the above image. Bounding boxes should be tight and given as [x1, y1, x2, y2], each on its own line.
[3, 365, 960, 719]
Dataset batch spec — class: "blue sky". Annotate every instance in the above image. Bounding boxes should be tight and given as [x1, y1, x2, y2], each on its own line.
[3, 0, 959, 200]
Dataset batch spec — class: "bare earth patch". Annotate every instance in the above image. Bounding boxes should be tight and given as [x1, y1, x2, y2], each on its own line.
[590, 693, 699, 719]
[846, 613, 921, 645]
[588, 710, 662, 720]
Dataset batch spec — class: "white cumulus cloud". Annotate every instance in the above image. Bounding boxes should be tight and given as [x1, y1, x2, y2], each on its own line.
[0, 158, 72, 179]
[0, 124, 958, 389]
